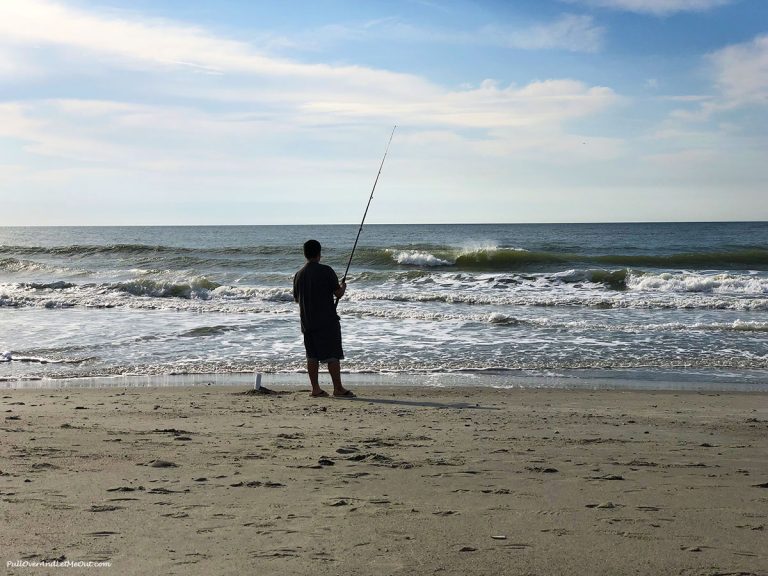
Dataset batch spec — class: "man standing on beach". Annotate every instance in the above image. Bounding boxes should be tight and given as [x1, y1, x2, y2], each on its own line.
[293, 240, 354, 398]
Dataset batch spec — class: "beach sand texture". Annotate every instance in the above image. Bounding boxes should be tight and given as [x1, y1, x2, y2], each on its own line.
[1, 386, 766, 575]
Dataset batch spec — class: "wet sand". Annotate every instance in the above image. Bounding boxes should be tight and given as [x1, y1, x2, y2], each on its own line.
[1, 385, 767, 575]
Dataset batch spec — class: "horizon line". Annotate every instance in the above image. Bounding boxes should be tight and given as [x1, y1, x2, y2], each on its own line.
[1, 220, 766, 228]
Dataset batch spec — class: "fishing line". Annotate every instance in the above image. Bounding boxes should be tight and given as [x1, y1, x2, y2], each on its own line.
[336, 125, 396, 306]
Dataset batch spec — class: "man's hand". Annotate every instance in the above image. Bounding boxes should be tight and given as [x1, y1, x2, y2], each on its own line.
[334, 281, 346, 299]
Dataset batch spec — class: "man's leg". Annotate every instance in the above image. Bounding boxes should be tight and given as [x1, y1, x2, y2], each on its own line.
[307, 359, 326, 396]
[327, 361, 352, 396]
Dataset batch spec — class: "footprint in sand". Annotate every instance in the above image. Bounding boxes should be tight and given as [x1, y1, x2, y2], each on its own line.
[525, 466, 559, 474]
[324, 499, 350, 507]
[161, 512, 190, 519]
[89, 504, 123, 512]
[229, 481, 284, 488]
[147, 460, 178, 468]
[147, 487, 189, 494]
[106, 486, 144, 492]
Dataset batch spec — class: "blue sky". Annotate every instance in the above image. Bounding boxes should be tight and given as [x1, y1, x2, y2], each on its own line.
[0, 0, 766, 225]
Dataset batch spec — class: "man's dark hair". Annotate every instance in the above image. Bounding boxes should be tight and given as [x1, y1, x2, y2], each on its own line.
[303, 239, 321, 259]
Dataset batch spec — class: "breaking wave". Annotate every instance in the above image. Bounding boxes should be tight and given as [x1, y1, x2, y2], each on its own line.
[451, 247, 768, 271]
[627, 272, 768, 294]
[391, 250, 451, 267]
[0, 257, 53, 273]
[111, 277, 221, 299]
[1, 267, 766, 311]
[374, 247, 768, 272]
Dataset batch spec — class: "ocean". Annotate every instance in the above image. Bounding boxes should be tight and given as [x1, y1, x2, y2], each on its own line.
[1, 222, 767, 390]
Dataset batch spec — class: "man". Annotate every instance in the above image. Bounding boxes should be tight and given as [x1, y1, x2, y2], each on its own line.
[293, 239, 354, 398]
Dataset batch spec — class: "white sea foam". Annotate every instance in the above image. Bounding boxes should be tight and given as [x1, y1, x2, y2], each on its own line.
[2, 223, 767, 385]
[627, 272, 768, 295]
[725, 320, 768, 332]
[2, 263, 768, 318]
[388, 243, 528, 268]
[552, 269, 583, 281]
[0, 257, 50, 273]
[458, 242, 526, 255]
[211, 285, 293, 302]
[0, 257, 89, 277]
[352, 287, 768, 311]
[392, 250, 451, 267]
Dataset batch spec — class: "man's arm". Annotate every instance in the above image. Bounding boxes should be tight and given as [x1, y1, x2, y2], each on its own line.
[334, 281, 346, 300]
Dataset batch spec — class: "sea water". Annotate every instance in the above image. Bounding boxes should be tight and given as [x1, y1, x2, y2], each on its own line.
[1, 223, 766, 389]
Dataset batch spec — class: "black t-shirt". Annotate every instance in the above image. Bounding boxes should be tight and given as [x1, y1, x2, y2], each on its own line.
[293, 261, 340, 333]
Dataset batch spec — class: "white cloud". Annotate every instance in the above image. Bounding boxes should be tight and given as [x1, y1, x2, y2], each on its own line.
[0, 0, 425, 88]
[640, 33, 768, 200]
[0, 102, 129, 164]
[500, 14, 604, 53]
[0, 0, 618, 148]
[709, 34, 768, 108]
[562, 0, 734, 15]
[659, 95, 712, 102]
[0, 48, 20, 77]
[0, 1, 626, 224]
[0, 77, 617, 174]
[297, 78, 617, 129]
[661, 34, 768, 125]
[0, 103, 42, 139]
[0, 45, 44, 79]
[0, 100, 285, 169]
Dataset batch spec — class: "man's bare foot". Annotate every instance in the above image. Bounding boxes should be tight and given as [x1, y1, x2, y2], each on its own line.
[332, 389, 355, 397]
[311, 389, 329, 397]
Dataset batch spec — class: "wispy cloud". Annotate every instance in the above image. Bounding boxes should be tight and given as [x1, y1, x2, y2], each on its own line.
[0, 102, 133, 164]
[639, 31, 767, 195]
[0, 1, 617, 145]
[561, 0, 734, 16]
[0, 0, 628, 224]
[0, 75, 618, 174]
[499, 14, 604, 52]
[709, 34, 768, 108]
[0, 0, 399, 81]
[664, 34, 768, 124]
[259, 14, 603, 54]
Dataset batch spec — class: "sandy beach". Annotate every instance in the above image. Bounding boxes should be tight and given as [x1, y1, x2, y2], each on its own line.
[1, 384, 766, 575]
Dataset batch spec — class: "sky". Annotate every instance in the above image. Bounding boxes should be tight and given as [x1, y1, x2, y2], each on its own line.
[0, 0, 766, 225]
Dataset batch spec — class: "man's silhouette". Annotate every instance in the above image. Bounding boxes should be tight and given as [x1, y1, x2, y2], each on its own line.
[293, 239, 354, 397]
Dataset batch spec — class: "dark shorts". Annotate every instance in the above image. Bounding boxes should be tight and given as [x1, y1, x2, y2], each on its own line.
[303, 324, 344, 363]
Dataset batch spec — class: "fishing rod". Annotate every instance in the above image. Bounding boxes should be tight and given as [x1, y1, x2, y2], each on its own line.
[336, 125, 397, 306]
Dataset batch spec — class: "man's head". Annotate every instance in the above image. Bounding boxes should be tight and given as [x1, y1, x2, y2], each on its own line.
[303, 239, 322, 260]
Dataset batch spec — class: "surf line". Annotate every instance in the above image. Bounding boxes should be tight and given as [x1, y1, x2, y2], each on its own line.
[335, 125, 397, 308]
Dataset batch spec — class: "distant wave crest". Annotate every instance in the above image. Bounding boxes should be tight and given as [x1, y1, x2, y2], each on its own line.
[375, 246, 768, 272]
